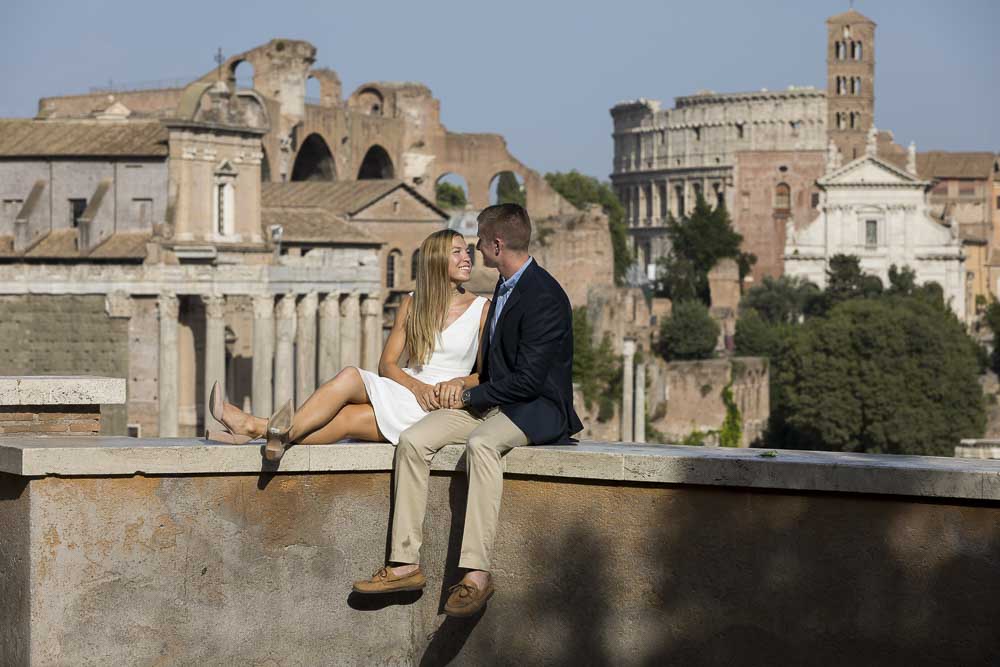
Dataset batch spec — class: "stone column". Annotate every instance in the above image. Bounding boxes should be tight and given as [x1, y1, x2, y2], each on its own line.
[637, 186, 646, 226]
[339, 293, 361, 369]
[318, 293, 341, 384]
[621, 338, 636, 442]
[634, 359, 646, 443]
[252, 295, 274, 417]
[361, 296, 383, 372]
[650, 183, 660, 225]
[203, 295, 227, 433]
[157, 293, 179, 438]
[295, 292, 318, 405]
[274, 294, 297, 409]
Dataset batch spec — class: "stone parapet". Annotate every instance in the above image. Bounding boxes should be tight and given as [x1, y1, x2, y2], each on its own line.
[0, 376, 125, 439]
[0, 376, 125, 406]
[2, 438, 1000, 502]
[1, 437, 998, 665]
[956, 439, 1000, 459]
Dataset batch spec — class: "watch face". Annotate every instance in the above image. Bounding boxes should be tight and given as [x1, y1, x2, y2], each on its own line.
[462, 389, 472, 405]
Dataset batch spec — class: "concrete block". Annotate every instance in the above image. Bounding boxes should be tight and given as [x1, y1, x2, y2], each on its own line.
[0, 376, 126, 406]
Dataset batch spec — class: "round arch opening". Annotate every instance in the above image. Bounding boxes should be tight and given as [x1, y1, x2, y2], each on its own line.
[488, 171, 525, 206]
[291, 134, 337, 182]
[358, 145, 395, 180]
[434, 173, 469, 211]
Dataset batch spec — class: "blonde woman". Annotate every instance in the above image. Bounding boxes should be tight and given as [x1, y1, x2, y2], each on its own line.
[207, 229, 490, 461]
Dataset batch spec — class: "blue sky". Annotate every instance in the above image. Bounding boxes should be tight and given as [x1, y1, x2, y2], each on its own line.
[2, 0, 997, 179]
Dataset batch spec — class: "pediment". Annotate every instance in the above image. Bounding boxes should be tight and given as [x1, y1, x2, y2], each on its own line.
[820, 156, 928, 187]
[352, 185, 448, 222]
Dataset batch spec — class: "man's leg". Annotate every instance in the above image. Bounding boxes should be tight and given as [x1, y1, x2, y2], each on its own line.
[459, 409, 529, 572]
[390, 409, 481, 566]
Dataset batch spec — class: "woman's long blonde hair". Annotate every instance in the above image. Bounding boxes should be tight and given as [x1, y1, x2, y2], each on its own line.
[406, 229, 464, 366]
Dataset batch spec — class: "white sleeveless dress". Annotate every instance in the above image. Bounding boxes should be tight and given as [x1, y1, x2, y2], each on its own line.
[357, 296, 488, 444]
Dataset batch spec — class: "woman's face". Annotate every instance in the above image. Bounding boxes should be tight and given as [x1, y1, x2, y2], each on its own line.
[447, 235, 472, 283]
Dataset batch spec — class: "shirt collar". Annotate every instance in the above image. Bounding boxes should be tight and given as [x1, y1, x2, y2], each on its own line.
[499, 257, 533, 292]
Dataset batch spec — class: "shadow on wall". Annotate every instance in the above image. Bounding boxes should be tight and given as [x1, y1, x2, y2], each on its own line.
[411, 474, 1000, 666]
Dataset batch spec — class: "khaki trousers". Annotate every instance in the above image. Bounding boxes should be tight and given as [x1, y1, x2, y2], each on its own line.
[390, 407, 529, 571]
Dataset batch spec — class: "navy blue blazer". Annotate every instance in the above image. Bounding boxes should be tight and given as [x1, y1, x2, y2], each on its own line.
[467, 260, 583, 445]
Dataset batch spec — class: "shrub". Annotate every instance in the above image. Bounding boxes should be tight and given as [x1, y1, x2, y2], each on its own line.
[658, 300, 719, 361]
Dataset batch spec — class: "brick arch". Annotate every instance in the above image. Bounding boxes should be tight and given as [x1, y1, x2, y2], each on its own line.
[291, 133, 336, 182]
[358, 144, 394, 180]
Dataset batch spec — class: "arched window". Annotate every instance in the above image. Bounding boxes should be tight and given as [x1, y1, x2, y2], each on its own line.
[358, 145, 394, 179]
[387, 249, 402, 289]
[411, 249, 420, 281]
[850, 112, 857, 129]
[855, 42, 863, 60]
[291, 134, 336, 182]
[774, 183, 791, 212]
[854, 77, 862, 95]
[213, 161, 237, 238]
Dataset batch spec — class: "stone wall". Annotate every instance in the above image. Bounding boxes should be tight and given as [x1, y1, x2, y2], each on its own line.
[648, 357, 769, 447]
[0, 295, 129, 433]
[2, 439, 999, 666]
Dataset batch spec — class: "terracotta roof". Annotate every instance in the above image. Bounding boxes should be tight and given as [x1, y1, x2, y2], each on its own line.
[0, 119, 168, 158]
[916, 152, 995, 180]
[24, 229, 79, 258]
[87, 232, 150, 259]
[0, 230, 149, 259]
[262, 207, 380, 245]
[261, 180, 446, 218]
[827, 9, 875, 24]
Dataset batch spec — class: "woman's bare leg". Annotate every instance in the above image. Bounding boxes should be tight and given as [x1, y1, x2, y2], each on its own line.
[288, 367, 369, 443]
[297, 404, 384, 445]
[220, 367, 369, 441]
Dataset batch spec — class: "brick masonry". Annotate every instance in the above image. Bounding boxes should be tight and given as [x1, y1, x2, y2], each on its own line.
[0, 295, 128, 434]
[0, 404, 100, 436]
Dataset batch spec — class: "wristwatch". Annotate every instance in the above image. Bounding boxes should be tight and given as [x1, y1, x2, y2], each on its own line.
[461, 389, 472, 407]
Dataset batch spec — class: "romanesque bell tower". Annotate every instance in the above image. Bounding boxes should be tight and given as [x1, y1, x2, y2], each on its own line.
[826, 9, 875, 161]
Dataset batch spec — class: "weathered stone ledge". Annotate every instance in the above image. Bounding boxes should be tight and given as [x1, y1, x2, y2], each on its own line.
[2, 437, 999, 502]
[0, 376, 126, 406]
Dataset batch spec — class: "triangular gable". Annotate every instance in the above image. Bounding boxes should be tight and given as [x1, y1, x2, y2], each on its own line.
[350, 184, 448, 222]
[819, 155, 929, 188]
[215, 159, 238, 176]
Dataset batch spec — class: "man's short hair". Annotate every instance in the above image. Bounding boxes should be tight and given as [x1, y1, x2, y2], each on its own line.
[477, 203, 531, 251]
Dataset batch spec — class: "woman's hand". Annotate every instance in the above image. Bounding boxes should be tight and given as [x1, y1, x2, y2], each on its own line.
[435, 378, 467, 409]
[411, 382, 441, 412]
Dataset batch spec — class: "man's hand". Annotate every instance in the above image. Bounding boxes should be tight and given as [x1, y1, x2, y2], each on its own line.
[410, 382, 441, 412]
[434, 378, 466, 409]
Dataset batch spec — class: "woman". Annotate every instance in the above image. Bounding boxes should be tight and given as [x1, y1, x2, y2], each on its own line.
[207, 229, 490, 461]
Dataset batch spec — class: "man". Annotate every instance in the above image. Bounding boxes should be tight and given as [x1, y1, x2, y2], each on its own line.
[353, 203, 582, 617]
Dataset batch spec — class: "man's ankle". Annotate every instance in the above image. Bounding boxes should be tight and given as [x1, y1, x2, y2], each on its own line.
[391, 563, 419, 575]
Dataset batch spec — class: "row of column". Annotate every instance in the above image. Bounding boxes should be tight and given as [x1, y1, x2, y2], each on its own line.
[622, 178, 726, 226]
[157, 291, 382, 437]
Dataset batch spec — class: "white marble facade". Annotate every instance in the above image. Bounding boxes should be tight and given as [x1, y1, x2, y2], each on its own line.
[785, 134, 966, 318]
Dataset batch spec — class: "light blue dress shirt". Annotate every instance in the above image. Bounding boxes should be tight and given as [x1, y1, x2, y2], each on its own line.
[490, 257, 533, 341]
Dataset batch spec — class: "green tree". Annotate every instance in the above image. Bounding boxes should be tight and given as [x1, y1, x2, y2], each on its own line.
[655, 194, 754, 304]
[733, 308, 790, 358]
[435, 181, 467, 210]
[658, 300, 720, 361]
[544, 170, 630, 285]
[495, 172, 526, 206]
[572, 307, 621, 421]
[769, 296, 985, 456]
[741, 275, 820, 325]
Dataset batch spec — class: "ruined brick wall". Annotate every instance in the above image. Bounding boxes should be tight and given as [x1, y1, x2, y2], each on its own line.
[531, 209, 615, 307]
[0, 295, 128, 433]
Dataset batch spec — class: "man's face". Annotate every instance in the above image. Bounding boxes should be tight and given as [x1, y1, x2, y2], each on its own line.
[476, 224, 500, 269]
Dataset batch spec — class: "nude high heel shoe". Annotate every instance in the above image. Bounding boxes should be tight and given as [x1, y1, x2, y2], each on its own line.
[264, 399, 294, 462]
[205, 380, 254, 445]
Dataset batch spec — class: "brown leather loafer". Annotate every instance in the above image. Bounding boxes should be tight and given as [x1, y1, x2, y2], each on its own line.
[352, 565, 426, 594]
[443, 576, 494, 617]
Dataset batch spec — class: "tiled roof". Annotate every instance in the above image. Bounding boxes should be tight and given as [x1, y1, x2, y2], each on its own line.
[261, 180, 445, 217]
[827, 9, 874, 24]
[0, 119, 168, 158]
[0, 230, 149, 259]
[916, 152, 995, 180]
[262, 207, 380, 245]
[87, 233, 150, 259]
